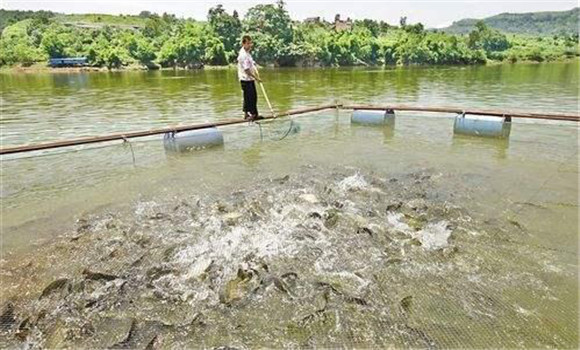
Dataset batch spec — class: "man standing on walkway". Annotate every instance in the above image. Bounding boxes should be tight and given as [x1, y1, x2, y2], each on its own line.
[238, 35, 262, 120]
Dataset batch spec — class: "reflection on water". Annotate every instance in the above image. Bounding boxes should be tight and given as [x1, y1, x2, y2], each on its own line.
[451, 134, 510, 160]
[1, 62, 578, 147]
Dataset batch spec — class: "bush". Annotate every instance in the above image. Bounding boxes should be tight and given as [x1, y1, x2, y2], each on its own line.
[526, 47, 544, 62]
[468, 21, 510, 53]
[1, 5, 578, 69]
[507, 52, 519, 63]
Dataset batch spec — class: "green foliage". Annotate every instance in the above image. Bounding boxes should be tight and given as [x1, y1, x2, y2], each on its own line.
[468, 21, 510, 53]
[354, 19, 380, 37]
[205, 37, 227, 65]
[444, 7, 579, 36]
[526, 47, 545, 62]
[87, 29, 132, 68]
[138, 11, 153, 19]
[208, 4, 242, 60]
[0, 9, 55, 32]
[125, 32, 156, 65]
[157, 22, 207, 68]
[242, 0, 294, 65]
[505, 34, 578, 63]
[0, 19, 46, 66]
[143, 16, 170, 38]
[244, 0, 293, 43]
[54, 13, 147, 27]
[40, 23, 77, 58]
[0, 4, 578, 69]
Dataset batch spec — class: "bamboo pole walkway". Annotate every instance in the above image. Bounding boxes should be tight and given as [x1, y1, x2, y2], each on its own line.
[1, 103, 578, 155]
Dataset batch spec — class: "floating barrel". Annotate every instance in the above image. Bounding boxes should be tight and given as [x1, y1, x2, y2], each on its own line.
[453, 114, 511, 138]
[351, 109, 395, 125]
[163, 128, 224, 152]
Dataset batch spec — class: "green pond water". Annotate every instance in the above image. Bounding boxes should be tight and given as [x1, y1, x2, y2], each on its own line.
[0, 62, 578, 348]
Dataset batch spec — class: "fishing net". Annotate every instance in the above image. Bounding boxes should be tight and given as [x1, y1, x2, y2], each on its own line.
[255, 118, 301, 141]
[1, 112, 578, 349]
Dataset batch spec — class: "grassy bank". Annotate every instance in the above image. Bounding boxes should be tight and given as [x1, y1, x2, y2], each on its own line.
[2, 58, 578, 75]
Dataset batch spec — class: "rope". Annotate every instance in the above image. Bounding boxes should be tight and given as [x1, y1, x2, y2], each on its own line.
[275, 120, 296, 141]
[257, 121, 264, 141]
[122, 135, 136, 168]
[254, 81, 296, 142]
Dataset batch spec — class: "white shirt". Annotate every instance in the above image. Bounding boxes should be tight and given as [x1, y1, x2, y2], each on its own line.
[237, 47, 255, 81]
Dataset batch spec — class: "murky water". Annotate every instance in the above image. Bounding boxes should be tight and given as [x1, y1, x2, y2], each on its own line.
[0, 62, 578, 348]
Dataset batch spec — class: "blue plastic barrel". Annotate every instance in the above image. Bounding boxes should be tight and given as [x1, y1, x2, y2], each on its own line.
[351, 109, 395, 125]
[453, 115, 511, 138]
[163, 128, 224, 152]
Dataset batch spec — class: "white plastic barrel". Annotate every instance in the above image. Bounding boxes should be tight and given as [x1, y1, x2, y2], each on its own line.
[453, 115, 511, 138]
[351, 109, 395, 125]
[163, 128, 224, 152]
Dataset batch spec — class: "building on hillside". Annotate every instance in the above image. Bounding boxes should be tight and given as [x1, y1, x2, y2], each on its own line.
[334, 14, 352, 31]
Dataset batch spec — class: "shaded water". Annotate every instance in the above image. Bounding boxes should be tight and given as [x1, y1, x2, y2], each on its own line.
[0, 62, 578, 348]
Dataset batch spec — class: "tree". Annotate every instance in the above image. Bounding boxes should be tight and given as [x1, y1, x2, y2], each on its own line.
[243, 0, 293, 64]
[404, 22, 424, 35]
[86, 29, 132, 69]
[126, 33, 156, 66]
[157, 22, 206, 68]
[143, 15, 169, 38]
[468, 21, 509, 53]
[354, 19, 380, 37]
[40, 23, 76, 58]
[207, 4, 242, 60]
[0, 32, 45, 66]
[205, 36, 228, 65]
[139, 11, 152, 18]
[244, 0, 293, 43]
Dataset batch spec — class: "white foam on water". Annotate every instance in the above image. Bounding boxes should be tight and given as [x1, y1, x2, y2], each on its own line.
[155, 189, 331, 303]
[134, 201, 159, 217]
[337, 173, 368, 192]
[386, 212, 412, 234]
[418, 221, 452, 250]
[515, 305, 534, 316]
[542, 262, 563, 274]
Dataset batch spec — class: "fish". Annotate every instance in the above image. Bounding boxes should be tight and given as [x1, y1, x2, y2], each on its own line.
[82, 269, 118, 281]
[110, 319, 137, 349]
[39, 278, 70, 299]
[145, 335, 163, 350]
[400, 295, 413, 313]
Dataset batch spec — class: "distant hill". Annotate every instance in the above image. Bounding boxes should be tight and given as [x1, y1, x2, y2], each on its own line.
[0, 9, 56, 31]
[442, 7, 579, 36]
[0, 9, 149, 32]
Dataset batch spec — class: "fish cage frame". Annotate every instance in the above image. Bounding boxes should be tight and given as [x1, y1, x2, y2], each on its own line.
[1, 103, 578, 156]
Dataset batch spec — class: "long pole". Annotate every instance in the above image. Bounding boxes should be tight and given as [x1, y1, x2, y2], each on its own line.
[2, 103, 578, 155]
[259, 82, 277, 118]
[0, 104, 339, 155]
[341, 105, 580, 122]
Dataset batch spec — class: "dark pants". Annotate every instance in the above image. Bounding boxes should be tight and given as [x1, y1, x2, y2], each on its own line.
[240, 80, 258, 116]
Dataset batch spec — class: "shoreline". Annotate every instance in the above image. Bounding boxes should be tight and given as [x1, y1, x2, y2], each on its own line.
[1, 58, 578, 74]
